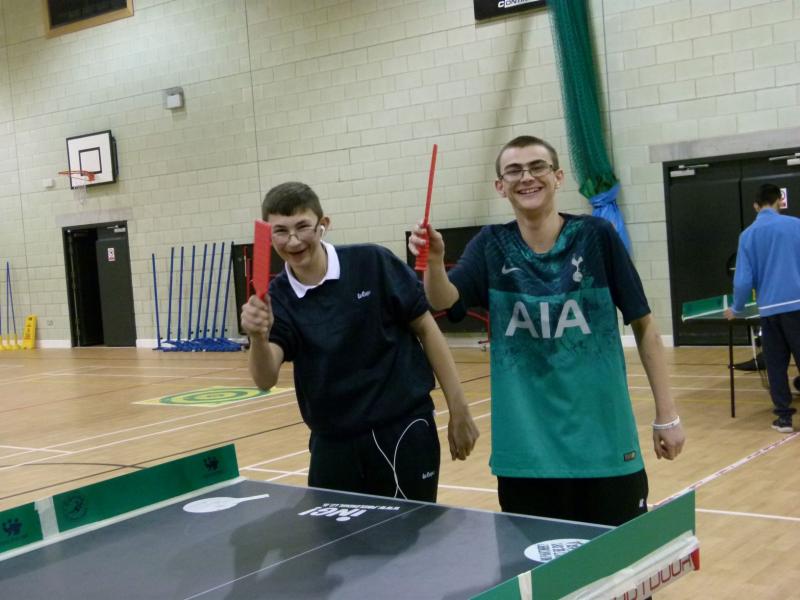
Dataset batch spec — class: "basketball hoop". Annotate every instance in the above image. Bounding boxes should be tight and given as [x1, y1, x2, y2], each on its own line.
[58, 170, 96, 206]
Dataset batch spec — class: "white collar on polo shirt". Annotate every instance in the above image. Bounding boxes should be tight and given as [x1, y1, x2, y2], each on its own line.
[285, 241, 340, 298]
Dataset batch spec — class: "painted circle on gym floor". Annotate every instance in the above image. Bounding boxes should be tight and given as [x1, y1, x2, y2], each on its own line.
[523, 539, 588, 562]
[161, 386, 268, 406]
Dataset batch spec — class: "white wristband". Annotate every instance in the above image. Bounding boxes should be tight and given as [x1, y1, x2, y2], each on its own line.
[652, 416, 681, 430]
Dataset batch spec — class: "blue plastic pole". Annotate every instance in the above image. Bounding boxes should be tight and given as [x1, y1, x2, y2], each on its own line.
[165, 246, 175, 342]
[150, 253, 162, 349]
[187, 245, 196, 340]
[211, 242, 225, 338]
[195, 243, 208, 340]
[203, 242, 216, 339]
[176, 246, 184, 342]
[220, 241, 235, 339]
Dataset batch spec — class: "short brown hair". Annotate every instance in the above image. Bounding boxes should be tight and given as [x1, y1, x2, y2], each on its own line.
[495, 135, 560, 177]
[262, 182, 323, 220]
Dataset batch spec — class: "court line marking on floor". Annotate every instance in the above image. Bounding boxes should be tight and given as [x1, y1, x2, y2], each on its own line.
[246, 449, 309, 468]
[439, 484, 495, 493]
[0, 398, 300, 472]
[89, 365, 251, 372]
[0, 446, 70, 460]
[38, 372, 257, 381]
[656, 431, 800, 507]
[0, 445, 70, 453]
[630, 385, 769, 394]
[628, 373, 765, 380]
[1, 393, 299, 458]
[696, 508, 800, 523]
[0, 366, 100, 385]
[3, 388, 298, 458]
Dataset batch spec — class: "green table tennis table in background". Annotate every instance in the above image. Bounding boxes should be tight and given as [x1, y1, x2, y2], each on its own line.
[681, 295, 761, 417]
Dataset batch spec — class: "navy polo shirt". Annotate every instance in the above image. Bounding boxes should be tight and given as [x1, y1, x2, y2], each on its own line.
[269, 243, 435, 437]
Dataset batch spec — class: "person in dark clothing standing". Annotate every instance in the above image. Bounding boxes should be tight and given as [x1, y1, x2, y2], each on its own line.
[241, 182, 479, 501]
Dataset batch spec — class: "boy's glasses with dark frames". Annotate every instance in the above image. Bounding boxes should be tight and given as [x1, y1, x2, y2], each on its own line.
[272, 220, 320, 244]
[500, 161, 555, 183]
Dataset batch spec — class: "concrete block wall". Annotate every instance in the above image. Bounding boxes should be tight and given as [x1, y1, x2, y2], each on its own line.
[0, 0, 797, 344]
[600, 0, 800, 334]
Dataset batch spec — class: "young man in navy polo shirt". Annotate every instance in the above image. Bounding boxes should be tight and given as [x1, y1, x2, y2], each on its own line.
[241, 182, 479, 502]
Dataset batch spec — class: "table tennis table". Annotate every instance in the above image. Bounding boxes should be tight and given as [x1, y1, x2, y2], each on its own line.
[0, 445, 698, 599]
[681, 294, 762, 417]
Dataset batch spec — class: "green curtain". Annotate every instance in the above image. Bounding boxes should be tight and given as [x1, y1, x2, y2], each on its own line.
[548, 0, 632, 253]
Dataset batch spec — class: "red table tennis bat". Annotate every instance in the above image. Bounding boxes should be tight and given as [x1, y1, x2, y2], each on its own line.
[253, 220, 272, 300]
[414, 144, 438, 272]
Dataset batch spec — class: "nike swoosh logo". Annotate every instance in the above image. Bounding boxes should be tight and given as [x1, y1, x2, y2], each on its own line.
[501, 265, 522, 274]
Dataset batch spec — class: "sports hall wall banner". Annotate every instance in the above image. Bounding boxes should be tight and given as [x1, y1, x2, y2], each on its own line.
[473, 0, 546, 21]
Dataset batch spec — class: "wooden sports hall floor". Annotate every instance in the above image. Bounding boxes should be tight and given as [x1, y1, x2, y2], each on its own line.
[1, 343, 798, 599]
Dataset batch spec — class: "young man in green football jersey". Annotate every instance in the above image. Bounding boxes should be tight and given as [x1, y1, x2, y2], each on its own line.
[408, 135, 685, 526]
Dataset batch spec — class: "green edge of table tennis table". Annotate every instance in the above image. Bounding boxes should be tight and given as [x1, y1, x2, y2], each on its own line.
[0, 445, 698, 599]
[682, 294, 760, 418]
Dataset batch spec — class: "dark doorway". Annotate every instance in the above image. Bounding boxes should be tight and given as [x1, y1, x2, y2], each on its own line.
[63, 222, 136, 346]
[665, 148, 800, 345]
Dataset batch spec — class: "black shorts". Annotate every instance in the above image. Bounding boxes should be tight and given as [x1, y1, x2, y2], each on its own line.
[307, 410, 440, 502]
[497, 469, 649, 526]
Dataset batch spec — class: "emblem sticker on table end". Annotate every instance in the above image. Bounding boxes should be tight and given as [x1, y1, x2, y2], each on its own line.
[524, 538, 588, 562]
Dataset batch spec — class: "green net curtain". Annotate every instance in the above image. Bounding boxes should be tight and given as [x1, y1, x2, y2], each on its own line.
[548, 0, 632, 253]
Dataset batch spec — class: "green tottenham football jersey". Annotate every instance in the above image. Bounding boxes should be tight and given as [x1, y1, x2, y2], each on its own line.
[449, 215, 649, 478]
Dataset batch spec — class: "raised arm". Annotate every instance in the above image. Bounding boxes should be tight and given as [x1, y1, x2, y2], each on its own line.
[630, 313, 685, 460]
[410, 311, 479, 460]
[240, 294, 285, 390]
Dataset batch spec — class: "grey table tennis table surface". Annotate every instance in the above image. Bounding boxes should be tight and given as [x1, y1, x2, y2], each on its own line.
[1, 479, 611, 599]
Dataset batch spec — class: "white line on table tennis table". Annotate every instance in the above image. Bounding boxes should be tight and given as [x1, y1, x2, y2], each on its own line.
[181, 503, 430, 600]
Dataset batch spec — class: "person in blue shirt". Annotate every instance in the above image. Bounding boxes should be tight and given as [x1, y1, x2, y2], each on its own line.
[725, 183, 800, 433]
[240, 182, 479, 502]
[408, 135, 685, 526]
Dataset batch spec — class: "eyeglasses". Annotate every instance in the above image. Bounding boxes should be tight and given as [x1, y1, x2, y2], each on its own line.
[272, 220, 320, 244]
[500, 161, 555, 183]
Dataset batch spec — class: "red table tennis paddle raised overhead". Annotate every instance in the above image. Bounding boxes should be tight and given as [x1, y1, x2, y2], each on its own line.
[414, 144, 438, 272]
[252, 220, 272, 300]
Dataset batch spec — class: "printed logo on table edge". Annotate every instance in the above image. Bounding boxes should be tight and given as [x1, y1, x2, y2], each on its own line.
[0, 518, 30, 549]
[203, 455, 220, 472]
[524, 538, 588, 563]
[299, 502, 400, 522]
[623, 451, 637, 462]
[2, 518, 22, 538]
[61, 492, 88, 521]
